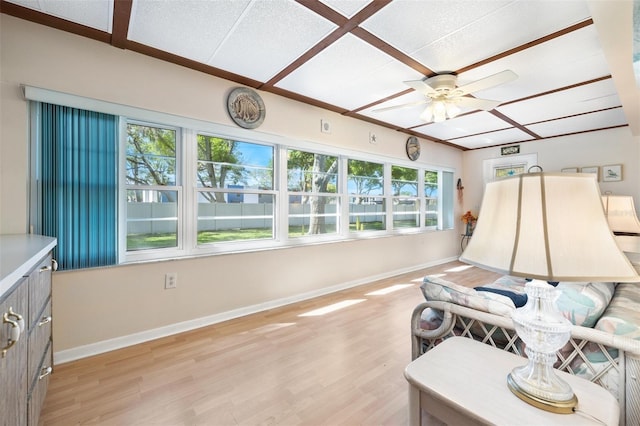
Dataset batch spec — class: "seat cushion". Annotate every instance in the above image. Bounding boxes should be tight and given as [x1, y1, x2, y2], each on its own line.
[422, 274, 615, 328]
[421, 275, 515, 317]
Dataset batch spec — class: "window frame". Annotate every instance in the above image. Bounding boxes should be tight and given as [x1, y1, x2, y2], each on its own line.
[26, 88, 457, 268]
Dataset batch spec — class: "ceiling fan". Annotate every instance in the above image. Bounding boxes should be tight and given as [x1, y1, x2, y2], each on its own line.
[375, 70, 518, 123]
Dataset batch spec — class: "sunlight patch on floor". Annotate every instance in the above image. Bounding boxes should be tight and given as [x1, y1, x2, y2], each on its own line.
[365, 284, 414, 296]
[428, 273, 447, 278]
[298, 299, 366, 317]
[445, 265, 474, 273]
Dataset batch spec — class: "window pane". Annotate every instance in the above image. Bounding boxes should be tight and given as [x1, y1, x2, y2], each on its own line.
[348, 159, 385, 232]
[197, 192, 274, 244]
[349, 196, 386, 231]
[197, 135, 273, 190]
[425, 170, 439, 227]
[127, 124, 176, 185]
[289, 195, 338, 237]
[442, 171, 455, 229]
[126, 190, 178, 250]
[287, 150, 337, 193]
[391, 166, 418, 196]
[494, 164, 525, 179]
[347, 159, 384, 196]
[393, 198, 420, 228]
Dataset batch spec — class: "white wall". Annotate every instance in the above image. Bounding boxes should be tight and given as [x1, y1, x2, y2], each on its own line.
[462, 128, 640, 216]
[0, 15, 464, 361]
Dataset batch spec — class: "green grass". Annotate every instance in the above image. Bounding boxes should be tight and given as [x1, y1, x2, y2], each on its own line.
[127, 220, 421, 250]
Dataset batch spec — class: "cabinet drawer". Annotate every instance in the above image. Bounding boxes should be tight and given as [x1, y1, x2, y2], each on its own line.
[27, 342, 52, 426]
[28, 300, 52, 387]
[27, 254, 52, 330]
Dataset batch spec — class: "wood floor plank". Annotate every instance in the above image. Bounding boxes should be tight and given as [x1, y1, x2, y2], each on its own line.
[40, 261, 501, 425]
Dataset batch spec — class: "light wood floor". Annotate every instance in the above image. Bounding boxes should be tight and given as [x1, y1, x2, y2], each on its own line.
[40, 261, 501, 425]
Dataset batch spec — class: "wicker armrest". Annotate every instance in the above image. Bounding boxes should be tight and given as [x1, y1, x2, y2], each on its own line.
[411, 300, 640, 426]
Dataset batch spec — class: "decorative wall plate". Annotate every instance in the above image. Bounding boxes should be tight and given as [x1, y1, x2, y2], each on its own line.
[406, 136, 420, 161]
[226, 87, 266, 129]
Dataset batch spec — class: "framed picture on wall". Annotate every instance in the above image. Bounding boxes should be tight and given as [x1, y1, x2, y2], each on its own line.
[580, 166, 599, 180]
[561, 167, 578, 173]
[602, 164, 622, 182]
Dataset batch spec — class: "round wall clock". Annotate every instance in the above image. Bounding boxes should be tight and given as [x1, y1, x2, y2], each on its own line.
[406, 136, 421, 161]
[226, 87, 266, 129]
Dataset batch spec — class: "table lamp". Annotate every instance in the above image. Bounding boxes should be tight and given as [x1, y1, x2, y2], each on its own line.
[601, 194, 640, 235]
[460, 171, 640, 413]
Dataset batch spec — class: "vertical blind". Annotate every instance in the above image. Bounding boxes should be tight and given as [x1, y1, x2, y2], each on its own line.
[40, 103, 118, 270]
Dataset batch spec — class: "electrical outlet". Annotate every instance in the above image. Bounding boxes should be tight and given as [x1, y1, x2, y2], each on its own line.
[165, 273, 177, 289]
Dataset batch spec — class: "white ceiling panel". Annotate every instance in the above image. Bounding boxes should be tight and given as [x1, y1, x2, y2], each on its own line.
[6, 0, 113, 32]
[412, 112, 512, 141]
[362, 0, 590, 72]
[497, 79, 621, 124]
[321, 0, 371, 18]
[447, 128, 535, 150]
[456, 26, 612, 103]
[360, 0, 510, 60]
[6, 0, 634, 150]
[128, 1, 252, 63]
[207, 1, 337, 82]
[276, 33, 424, 110]
[527, 108, 628, 137]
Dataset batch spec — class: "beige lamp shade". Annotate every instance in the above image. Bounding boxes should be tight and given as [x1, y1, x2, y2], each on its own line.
[601, 195, 640, 234]
[460, 173, 640, 283]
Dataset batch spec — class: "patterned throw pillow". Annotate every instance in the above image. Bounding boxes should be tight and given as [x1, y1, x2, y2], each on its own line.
[594, 282, 640, 339]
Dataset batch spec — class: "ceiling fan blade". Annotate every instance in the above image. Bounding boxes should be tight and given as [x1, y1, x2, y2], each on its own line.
[372, 99, 428, 113]
[456, 70, 517, 95]
[455, 96, 502, 111]
[403, 79, 438, 96]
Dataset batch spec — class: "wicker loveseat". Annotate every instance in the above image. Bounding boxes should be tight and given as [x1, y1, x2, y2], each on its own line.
[411, 275, 640, 426]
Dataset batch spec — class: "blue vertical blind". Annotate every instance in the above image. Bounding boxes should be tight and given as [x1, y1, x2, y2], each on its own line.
[40, 103, 118, 270]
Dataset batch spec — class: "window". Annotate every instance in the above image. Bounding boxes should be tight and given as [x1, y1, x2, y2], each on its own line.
[287, 149, 339, 237]
[391, 165, 419, 229]
[125, 122, 181, 252]
[348, 159, 385, 232]
[31, 96, 457, 268]
[424, 170, 438, 228]
[196, 135, 274, 245]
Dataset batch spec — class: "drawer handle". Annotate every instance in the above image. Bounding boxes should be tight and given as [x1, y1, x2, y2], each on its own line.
[40, 265, 52, 273]
[38, 316, 52, 327]
[8, 307, 25, 333]
[1, 308, 22, 358]
[38, 366, 52, 380]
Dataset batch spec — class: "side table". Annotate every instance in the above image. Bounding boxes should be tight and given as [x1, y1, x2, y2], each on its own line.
[404, 337, 619, 425]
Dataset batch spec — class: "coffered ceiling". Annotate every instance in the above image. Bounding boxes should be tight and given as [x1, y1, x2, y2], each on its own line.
[1, 0, 637, 150]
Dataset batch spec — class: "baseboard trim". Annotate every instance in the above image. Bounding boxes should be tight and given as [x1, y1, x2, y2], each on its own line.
[53, 256, 457, 364]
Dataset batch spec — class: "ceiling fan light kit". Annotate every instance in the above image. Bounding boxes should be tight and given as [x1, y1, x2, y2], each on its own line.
[379, 70, 518, 124]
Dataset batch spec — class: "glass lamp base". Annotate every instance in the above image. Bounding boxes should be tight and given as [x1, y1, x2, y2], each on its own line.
[507, 373, 578, 414]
